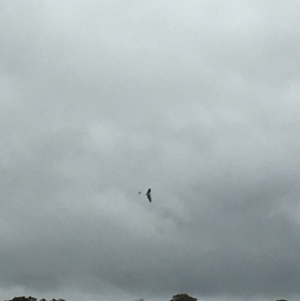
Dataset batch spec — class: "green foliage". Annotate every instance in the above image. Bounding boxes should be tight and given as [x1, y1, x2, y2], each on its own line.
[170, 293, 197, 301]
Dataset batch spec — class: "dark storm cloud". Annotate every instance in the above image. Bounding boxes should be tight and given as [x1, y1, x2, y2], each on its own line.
[1, 1, 300, 301]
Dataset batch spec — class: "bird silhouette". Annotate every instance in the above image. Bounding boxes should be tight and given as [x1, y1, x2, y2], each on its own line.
[146, 188, 152, 203]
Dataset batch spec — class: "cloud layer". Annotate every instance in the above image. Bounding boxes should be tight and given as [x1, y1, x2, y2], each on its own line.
[1, 1, 300, 301]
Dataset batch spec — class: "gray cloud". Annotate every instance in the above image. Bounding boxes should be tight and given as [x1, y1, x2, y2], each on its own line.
[1, 1, 300, 301]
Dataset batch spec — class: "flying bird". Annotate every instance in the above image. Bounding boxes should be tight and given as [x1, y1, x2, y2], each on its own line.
[146, 188, 152, 203]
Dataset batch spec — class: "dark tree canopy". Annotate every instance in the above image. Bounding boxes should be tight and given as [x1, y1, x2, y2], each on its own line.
[170, 293, 197, 301]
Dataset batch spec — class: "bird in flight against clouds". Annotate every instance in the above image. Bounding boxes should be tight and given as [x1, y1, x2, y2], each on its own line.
[146, 188, 152, 203]
[138, 189, 152, 202]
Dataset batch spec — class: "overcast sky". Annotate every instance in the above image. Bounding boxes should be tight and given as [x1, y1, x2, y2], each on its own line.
[1, 1, 300, 301]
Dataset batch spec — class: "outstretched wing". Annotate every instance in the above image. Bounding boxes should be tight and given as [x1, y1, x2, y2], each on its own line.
[146, 188, 152, 202]
[146, 193, 152, 203]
